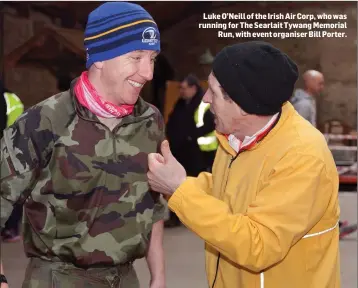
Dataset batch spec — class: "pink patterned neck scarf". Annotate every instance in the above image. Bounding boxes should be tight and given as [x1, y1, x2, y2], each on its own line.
[74, 71, 134, 118]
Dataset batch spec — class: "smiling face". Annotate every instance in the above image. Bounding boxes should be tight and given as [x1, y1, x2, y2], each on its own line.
[96, 50, 158, 105]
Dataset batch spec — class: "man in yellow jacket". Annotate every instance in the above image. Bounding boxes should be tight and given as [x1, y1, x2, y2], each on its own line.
[147, 41, 340, 288]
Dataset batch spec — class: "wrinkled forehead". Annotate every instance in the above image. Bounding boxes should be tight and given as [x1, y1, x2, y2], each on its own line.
[208, 72, 227, 95]
[208, 72, 220, 87]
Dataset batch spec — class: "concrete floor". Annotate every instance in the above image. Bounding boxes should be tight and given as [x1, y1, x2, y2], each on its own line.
[1, 192, 357, 288]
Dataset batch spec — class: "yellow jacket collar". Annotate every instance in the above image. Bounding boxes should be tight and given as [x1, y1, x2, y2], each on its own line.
[216, 102, 295, 157]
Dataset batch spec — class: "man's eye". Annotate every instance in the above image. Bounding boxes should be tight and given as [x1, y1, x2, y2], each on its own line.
[131, 56, 141, 61]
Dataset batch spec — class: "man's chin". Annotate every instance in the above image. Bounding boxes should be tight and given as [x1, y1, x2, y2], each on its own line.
[126, 94, 140, 105]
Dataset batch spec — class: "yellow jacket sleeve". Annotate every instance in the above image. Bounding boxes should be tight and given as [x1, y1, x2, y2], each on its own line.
[191, 171, 213, 192]
[168, 152, 336, 272]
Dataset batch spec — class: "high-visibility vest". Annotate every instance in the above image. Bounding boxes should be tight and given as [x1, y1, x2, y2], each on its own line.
[194, 101, 218, 152]
[4, 92, 24, 127]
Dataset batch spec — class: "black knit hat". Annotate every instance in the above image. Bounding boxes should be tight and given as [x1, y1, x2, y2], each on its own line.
[212, 41, 298, 115]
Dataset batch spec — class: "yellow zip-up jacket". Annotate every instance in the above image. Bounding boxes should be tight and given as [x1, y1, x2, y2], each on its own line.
[169, 102, 340, 288]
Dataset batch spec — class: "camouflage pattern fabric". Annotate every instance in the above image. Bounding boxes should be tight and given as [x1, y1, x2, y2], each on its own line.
[22, 257, 139, 288]
[0, 82, 166, 270]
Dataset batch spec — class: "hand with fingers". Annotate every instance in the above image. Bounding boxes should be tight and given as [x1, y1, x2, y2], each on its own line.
[147, 140, 187, 197]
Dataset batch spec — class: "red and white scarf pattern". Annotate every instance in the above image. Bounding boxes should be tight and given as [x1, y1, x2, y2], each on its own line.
[74, 71, 134, 118]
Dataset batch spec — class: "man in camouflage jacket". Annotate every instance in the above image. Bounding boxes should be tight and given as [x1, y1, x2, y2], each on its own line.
[0, 2, 166, 288]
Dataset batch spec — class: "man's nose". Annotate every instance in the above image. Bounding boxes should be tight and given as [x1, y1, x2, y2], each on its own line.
[139, 59, 154, 81]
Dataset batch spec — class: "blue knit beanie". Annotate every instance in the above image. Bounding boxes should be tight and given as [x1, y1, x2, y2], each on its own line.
[84, 2, 160, 69]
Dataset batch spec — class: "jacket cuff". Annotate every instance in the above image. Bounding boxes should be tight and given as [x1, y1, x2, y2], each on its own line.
[168, 178, 192, 212]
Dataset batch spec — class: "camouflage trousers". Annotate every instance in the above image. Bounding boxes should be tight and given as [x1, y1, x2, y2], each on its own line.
[22, 257, 140, 288]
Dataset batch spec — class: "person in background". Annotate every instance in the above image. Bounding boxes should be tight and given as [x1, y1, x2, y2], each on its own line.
[0, 79, 24, 243]
[165, 74, 217, 227]
[0, 80, 24, 133]
[0, 2, 166, 287]
[147, 41, 341, 288]
[291, 70, 357, 239]
[290, 70, 323, 127]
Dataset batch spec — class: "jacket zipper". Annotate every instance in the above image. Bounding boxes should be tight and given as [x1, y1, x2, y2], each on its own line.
[112, 132, 116, 161]
[211, 156, 236, 287]
[211, 253, 221, 288]
[76, 111, 125, 161]
[211, 114, 282, 287]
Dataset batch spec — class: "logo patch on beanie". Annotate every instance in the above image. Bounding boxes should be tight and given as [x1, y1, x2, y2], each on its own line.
[142, 27, 158, 46]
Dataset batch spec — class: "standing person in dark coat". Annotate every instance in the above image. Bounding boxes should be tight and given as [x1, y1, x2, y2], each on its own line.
[165, 74, 217, 227]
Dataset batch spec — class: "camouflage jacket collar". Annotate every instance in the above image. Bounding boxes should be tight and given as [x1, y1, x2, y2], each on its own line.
[69, 77, 156, 127]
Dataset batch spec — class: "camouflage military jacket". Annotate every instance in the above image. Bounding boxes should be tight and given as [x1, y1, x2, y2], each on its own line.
[0, 86, 166, 268]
